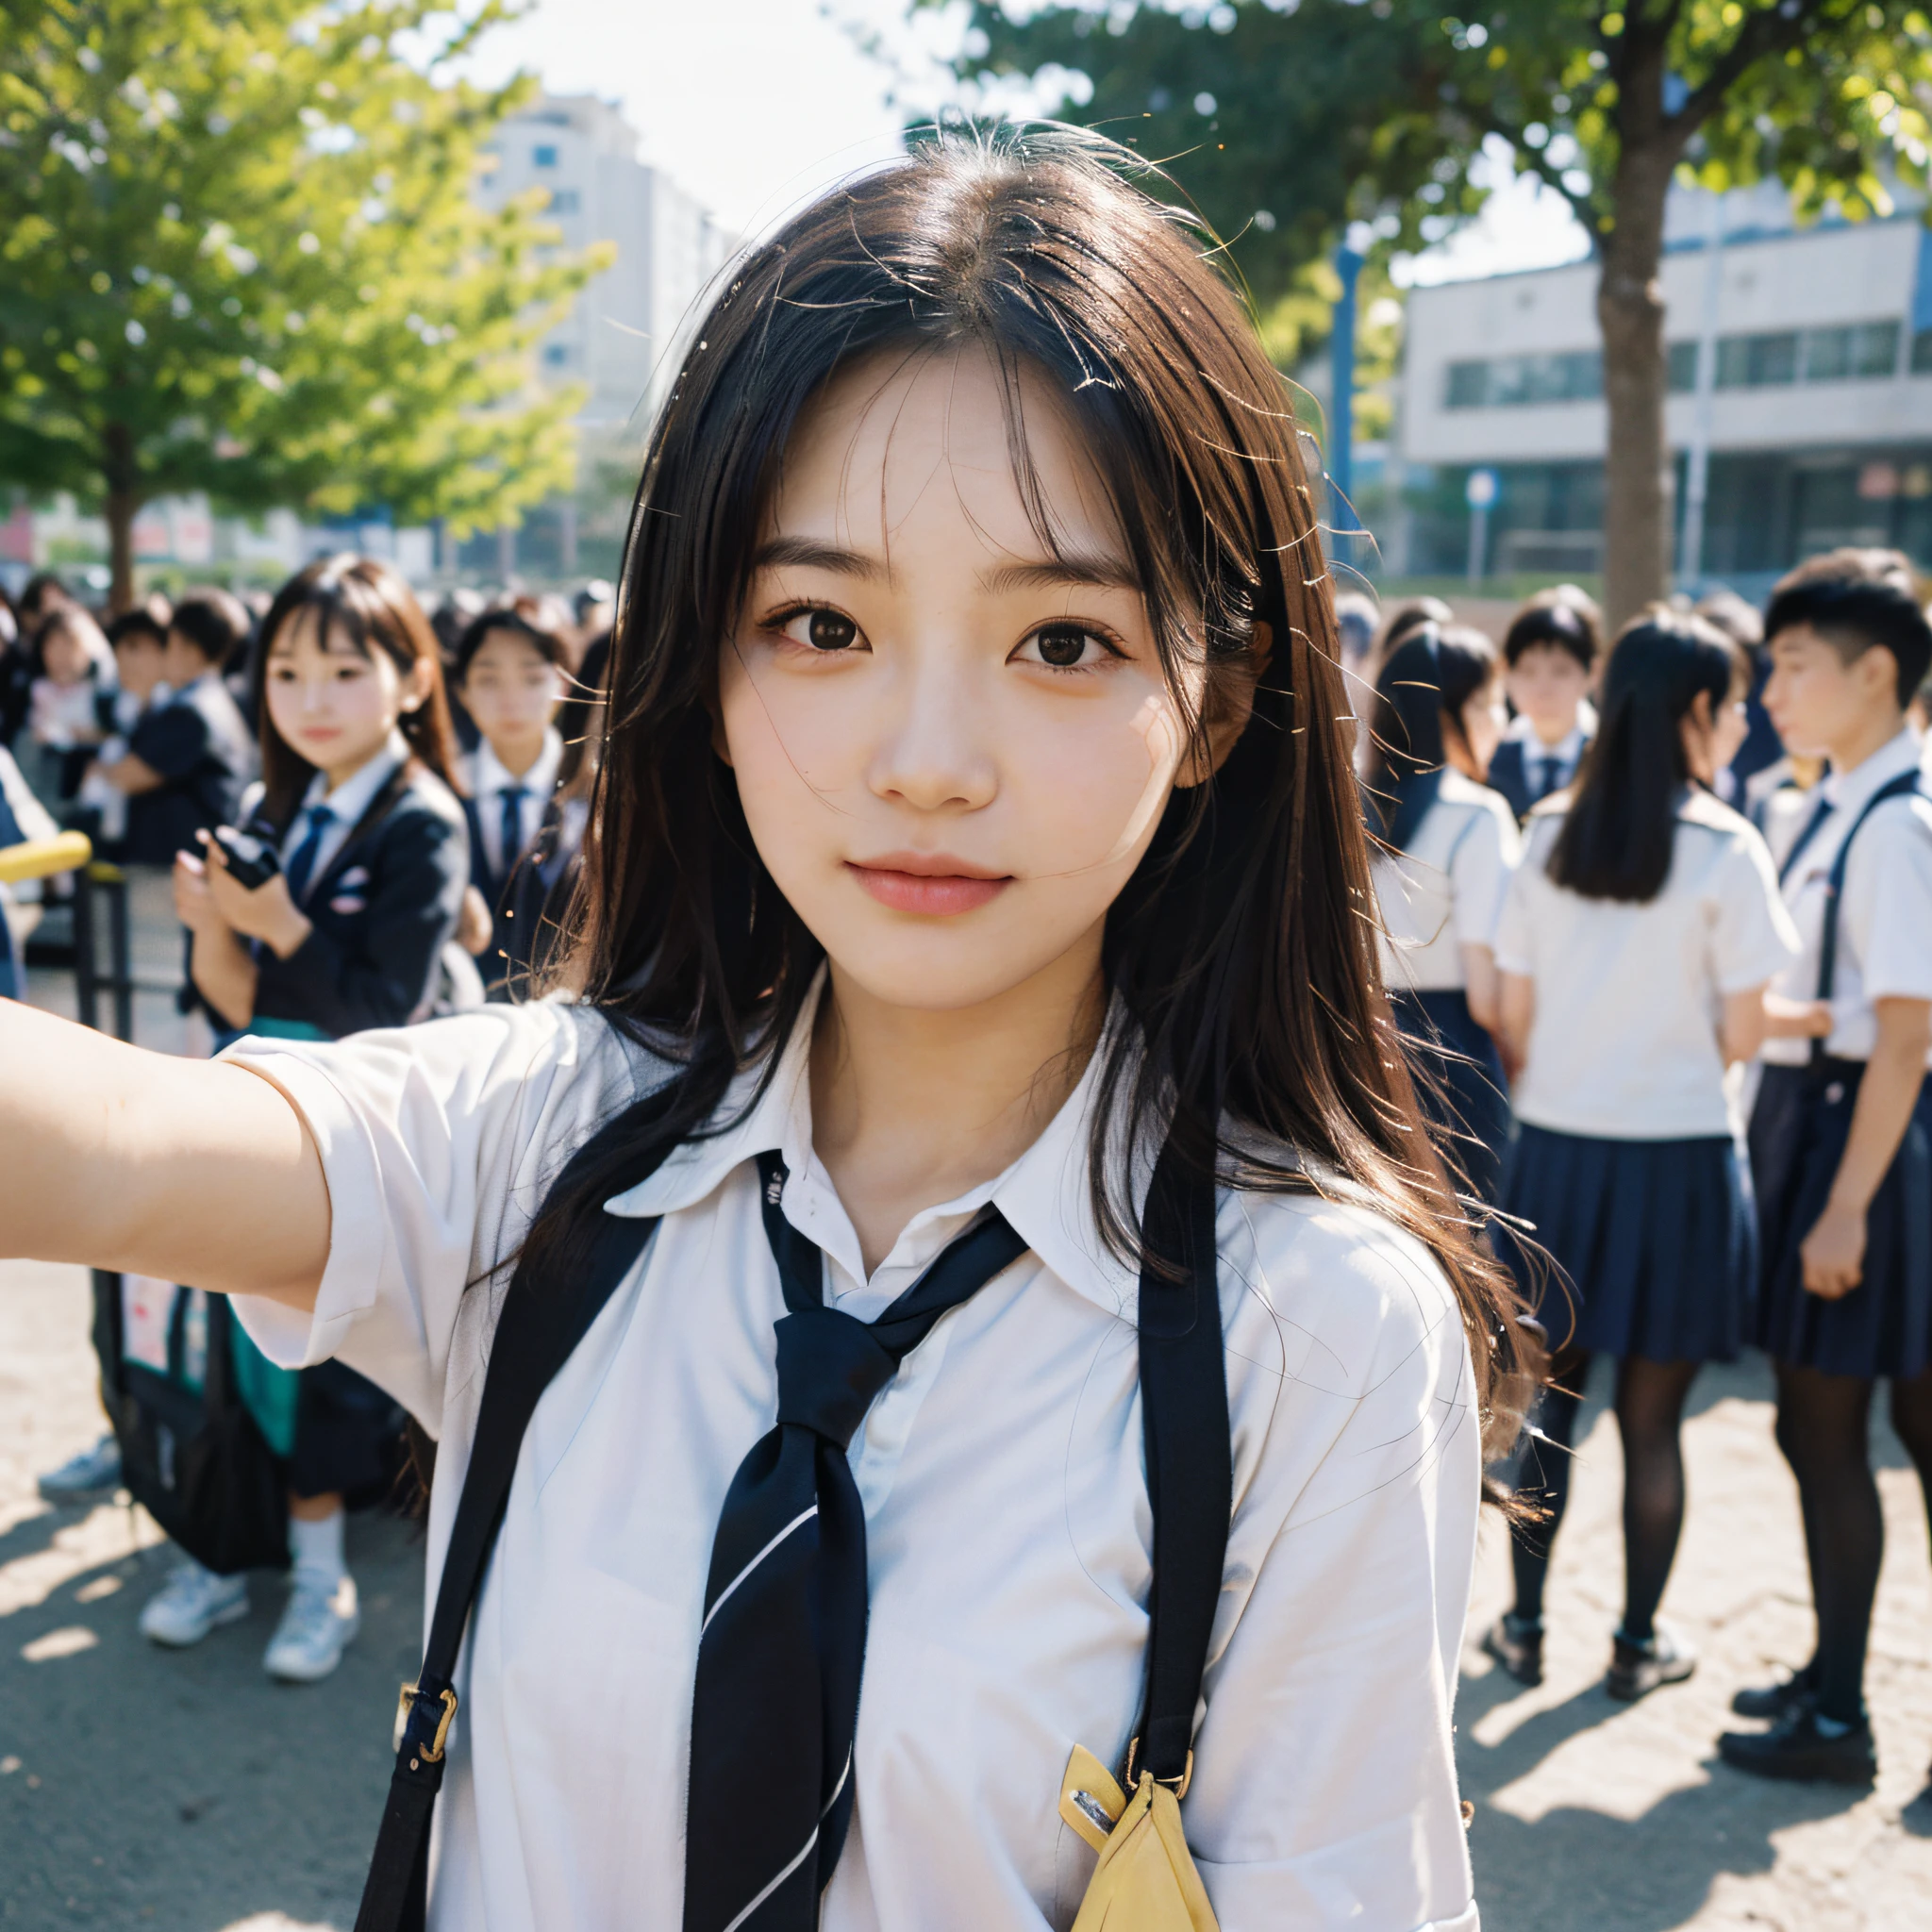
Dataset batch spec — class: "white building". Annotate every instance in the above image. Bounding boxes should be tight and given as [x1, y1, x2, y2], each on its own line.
[1394, 181, 1932, 594]
[481, 93, 735, 428]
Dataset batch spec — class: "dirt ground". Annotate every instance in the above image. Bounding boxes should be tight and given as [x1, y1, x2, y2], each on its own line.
[5, 876, 1932, 1928]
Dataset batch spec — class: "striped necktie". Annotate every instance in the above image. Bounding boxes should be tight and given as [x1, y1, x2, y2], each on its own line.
[681, 1153, 1029, 1932]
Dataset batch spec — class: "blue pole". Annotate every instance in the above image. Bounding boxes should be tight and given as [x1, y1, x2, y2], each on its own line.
[1330, 244, 1364, 537]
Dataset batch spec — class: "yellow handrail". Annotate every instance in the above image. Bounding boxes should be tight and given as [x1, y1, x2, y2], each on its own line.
[0, 830, 93, 885]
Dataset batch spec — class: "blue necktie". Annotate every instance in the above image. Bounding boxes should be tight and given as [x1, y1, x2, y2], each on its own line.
[497, 783, 528, 883]
[681, 1155, 1029, 1932]
[283, 803, 333, 905]
[1530, 754, 1557, 802]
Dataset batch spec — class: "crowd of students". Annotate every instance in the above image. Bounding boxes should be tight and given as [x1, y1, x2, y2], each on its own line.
[3, 561, 612, 1683]
[1360, 553, 1932, 1788]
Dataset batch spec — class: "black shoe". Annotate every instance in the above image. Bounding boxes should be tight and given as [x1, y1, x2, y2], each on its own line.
[1481, 1612, 1543, 1688]
[1607, 1624, 1696, 1703]
[1719, 1708, 1876, 1787]
[1730, 1662, 1818, 1721]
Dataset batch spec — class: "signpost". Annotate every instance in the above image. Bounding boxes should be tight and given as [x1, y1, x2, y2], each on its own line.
[1465, 466, 1499, 586]
[1329, 242, 1365, 541]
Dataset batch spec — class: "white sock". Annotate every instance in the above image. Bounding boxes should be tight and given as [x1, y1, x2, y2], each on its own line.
[289, 1507, 346, 1594]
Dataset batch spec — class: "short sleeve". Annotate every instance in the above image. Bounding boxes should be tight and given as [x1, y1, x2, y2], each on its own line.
[1709, 824, 1802, 994]
[130, 700, 209, 780]
[1188, 1200, 1480, 1930]
[1492, 821, 1553, 977]
[1842, 801, 1932, 1006]
[1448, 803, 1518, 948]
[223, 1002, 658, 1434]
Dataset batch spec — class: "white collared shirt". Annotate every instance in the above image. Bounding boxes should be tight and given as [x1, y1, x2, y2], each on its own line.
[1762, 728, 1932, 1066]
[1504, 708, 1593, 794]
[1374, 768, 1523, 991]
[226, 996, 1480, 1932]
[1497, 789, 1798, 1137]
[279, 729, 409, 891]
[462, 729, 562, 876]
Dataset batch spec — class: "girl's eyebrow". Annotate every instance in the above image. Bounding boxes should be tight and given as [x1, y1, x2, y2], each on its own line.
[753, 535, 1137, 596]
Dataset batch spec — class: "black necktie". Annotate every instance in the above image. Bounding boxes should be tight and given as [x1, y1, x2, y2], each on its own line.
[283, 803, 333, 905]
[682, 1153, 1029, 1932]
[1531, 753, 1557, 803]
[497, 783, 527, 883]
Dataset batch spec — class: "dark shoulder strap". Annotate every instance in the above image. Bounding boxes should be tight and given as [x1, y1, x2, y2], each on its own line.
[1814, 771, 1924, 1014]
[355, 1076, 685, 1932]
[1132, 1141, 1231, 1790]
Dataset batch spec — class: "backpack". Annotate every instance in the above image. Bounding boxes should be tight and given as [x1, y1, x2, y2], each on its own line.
[353, 1100, 1230, 1932]
[95, 1269, 290, 1575]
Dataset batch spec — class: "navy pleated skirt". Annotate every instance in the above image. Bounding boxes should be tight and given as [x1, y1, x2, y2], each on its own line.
[1499, 1123, 1757, 1362]
[1390, 988, 1509, 1206]
[1750, 1060, 1932, 1379]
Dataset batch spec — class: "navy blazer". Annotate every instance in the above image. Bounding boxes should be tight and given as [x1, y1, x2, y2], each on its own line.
[249, 762, 470, 1038]
[1488, 736, 1591, 824]
[462, 790, 581, 995]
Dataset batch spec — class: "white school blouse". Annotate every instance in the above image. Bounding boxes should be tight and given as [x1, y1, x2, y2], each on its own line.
[1494, 789, 1798, 1140]
[1761, 728, 1932, 1068]
[1373, 769, 1522, 992]
[226, 997, 1482, 1932]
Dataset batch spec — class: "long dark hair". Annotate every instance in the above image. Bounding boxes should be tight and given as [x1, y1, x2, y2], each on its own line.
[250, 556, 460, 830]
[519, 128, 1530, 1454]
[1548, 610, 1739, 903]
[1363, 623, 1500, 851]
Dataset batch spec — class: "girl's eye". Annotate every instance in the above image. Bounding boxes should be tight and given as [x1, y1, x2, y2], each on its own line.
[1016, 623, 1116, 672]
[774, 607, 862, 654]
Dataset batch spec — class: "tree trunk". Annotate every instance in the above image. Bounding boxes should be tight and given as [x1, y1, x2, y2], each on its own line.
[1597, 36, 1683, 629]
[103, 423, 139, 615]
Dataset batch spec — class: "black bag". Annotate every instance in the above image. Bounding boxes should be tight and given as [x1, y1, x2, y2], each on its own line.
[352, 1103, 1229, 1932]
[95, 1269, 290, 1575]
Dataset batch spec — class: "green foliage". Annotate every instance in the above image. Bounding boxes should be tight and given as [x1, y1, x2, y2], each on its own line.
[0, 0, 608, 536]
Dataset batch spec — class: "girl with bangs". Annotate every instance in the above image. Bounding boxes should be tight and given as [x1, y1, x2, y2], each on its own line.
[3, 133, 1528, 1930]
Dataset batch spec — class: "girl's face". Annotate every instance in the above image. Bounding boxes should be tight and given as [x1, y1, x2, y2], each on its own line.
[718, 346, 1207, 1016]
[460, 629, 565, 755]
[266, 607, 425, 788]
[41, 624, 95, 687]
[1457, 672, 1507, 778]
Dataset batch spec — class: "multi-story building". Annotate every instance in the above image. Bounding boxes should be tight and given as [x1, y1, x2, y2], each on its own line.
[1394, 180, 1932, 596]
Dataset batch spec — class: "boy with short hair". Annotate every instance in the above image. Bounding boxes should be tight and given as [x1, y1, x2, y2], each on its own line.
[1489, 585, 1602, 821]
[1722, 546, 1932, 1787]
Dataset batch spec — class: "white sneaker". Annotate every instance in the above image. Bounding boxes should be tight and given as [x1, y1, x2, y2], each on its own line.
[38, 1434, 122, 1500]
[263, 1574, 360, 1684]
[139, 1558, 251, 1647]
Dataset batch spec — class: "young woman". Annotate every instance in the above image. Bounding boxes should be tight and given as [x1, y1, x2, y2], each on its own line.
[157, 556, 471, 1685]
[2, 135, 1530, 1928]
[1365, 623, 1521, 1205]
[1486, 612, 1794, 1700]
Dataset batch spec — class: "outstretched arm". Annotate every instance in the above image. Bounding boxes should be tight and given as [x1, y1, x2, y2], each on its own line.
[0, 1002, 327, 1309]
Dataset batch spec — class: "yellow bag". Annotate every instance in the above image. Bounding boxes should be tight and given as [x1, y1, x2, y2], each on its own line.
[1060, 1743, 1220, 1931]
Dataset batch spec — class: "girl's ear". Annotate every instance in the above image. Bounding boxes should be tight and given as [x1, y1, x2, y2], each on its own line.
[397, 656, 434, 716]
[1174, 620, 1271, 789]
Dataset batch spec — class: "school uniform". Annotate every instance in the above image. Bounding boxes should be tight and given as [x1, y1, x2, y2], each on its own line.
[460, 730, 566, 995]
[1751, 728, 1932, 1379]
[125, 669, 255, 867]
[229, 732, 473, 1500]
[223, 988, 1484, 1932]
[1495, 790, 1798, 1360]
[1373, 767, 1521, 1201]
[1487, 710, 1594, 824]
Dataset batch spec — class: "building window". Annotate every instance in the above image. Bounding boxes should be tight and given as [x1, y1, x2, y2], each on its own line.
[549, 189, 580, 214]
[1716, 321, 1897, 389]
[1912, 329, 1932, 375]
[1443, 348, 1602, 409]
[532, 144, 558, 168]
[1717, 331, 1798, 388]
[1668, 341, 1700, 392]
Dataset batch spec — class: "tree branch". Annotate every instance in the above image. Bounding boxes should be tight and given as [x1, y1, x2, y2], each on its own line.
[1676, 0, 1836, 136]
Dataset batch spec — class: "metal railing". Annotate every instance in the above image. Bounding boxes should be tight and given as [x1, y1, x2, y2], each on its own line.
[1, 832, 137, 1042]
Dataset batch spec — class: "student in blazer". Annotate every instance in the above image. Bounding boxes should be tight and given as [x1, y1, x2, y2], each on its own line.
[1488, 588, 1601, 824]
[162, 557, 470, 1689]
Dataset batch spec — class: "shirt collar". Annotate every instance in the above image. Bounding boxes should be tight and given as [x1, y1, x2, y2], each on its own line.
[603, 972, 1148, 1319]
[1507, 716, 1590, 765]
[1821, 726, 1921, 812]
[472, 728, 562, 804]
[302, 728, 409, 821]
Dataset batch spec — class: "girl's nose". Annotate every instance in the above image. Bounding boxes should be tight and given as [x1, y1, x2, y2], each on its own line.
[866, 661, 997, 814]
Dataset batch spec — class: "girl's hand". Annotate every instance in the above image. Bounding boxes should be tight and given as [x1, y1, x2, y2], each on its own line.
[1800, 1200, 1866, 1300]
[173, 851, 225, 937]
[458, 884, 495, 957]
[1763, 992, 1834, 1040]
[205, 838, 313, 959]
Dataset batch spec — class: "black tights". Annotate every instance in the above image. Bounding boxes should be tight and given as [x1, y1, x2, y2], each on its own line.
[1509, 1350, 1704, 1644]
[1774, 1363, 1932, 1724]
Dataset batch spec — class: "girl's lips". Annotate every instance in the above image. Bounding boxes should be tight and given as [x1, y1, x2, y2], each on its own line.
[846, 862, 1011, 915]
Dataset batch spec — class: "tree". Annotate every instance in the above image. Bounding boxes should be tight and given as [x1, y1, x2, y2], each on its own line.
[944, 1, 1932, 624]
[0, 0, 608, 608]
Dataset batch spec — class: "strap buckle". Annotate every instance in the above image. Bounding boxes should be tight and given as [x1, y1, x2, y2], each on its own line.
[1123, 1734, 1193, 1800]
[393, 1681, 458, 1764]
